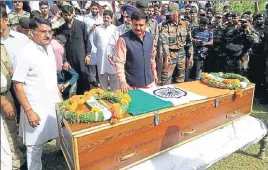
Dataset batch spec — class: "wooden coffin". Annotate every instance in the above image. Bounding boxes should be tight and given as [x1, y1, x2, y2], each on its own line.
[56, 81, 254, 170]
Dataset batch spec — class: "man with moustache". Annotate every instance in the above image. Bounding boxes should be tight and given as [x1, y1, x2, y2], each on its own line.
[107, 4, 139, 65]
[12, 16, 61, 170]
[115, 11, 158, 93]
[159, 3, 193, 84]
[54, 5, 92, 94]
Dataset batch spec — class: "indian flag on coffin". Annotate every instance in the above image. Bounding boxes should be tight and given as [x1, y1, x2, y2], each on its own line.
[128, 85, 207, 116]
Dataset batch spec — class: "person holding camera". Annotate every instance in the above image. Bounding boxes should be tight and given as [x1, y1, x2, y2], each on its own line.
[224, 14, 259, 76]
[191, 17, 213, 80]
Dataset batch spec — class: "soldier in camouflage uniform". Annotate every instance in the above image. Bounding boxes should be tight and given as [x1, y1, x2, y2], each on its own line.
[211, 12, 226, 72]
[159, 3, 193, 84]
[8, 1, 30, 30]
[248, 13, 268, 96]
[224, 15, 259, 76]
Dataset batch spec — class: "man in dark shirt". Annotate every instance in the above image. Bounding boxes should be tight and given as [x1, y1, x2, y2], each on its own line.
[54, 5, 92, 94]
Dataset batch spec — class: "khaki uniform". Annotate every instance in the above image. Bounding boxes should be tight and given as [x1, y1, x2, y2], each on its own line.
[8, 10, 30, 29]
[159, 20, 193, 84]
[1, 44, 25, 169]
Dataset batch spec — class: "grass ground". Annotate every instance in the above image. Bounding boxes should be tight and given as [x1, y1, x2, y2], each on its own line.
[43, 100, 268, 170]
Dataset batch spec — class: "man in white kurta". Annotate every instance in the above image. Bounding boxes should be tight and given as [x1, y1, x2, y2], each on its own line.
[12, 17, 60, 170]
[93, 10, 119, 90]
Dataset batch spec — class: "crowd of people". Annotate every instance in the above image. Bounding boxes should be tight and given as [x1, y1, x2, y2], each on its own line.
[1, 1, 268, 170]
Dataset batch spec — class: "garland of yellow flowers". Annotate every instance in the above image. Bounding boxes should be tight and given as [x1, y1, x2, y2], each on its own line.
[59, 89, 131, 124]
[201, 72, 251, 98]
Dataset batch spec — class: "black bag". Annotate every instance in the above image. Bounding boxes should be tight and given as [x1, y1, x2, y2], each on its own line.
[225, 43, 244, 57]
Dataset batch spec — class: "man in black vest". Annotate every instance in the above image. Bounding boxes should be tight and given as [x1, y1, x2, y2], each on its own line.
[115, 11, 158, 93]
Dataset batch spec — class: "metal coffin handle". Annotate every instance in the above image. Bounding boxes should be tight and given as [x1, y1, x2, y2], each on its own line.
[181, 128, 196, 136]
[117, 150, 137, 163]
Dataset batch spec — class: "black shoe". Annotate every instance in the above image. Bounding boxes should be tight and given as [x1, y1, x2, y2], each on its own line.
[91, 81, 100, 88]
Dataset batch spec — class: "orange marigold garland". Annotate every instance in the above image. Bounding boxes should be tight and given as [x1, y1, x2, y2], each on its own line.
[110, 103, 122, 124]
[59, 88, 131, 125]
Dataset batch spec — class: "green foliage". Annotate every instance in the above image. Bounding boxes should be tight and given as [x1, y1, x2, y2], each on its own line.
[229, 0, 266, 14]
[214, 0, 266, 14]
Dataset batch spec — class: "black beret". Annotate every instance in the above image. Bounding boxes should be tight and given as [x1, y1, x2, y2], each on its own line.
[19, 17, 30, 29]
[199, 17, 209, 25]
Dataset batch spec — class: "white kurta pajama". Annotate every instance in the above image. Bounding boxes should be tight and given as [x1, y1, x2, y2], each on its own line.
[12, 40, 61, 170]
[93, 24, 119, 90]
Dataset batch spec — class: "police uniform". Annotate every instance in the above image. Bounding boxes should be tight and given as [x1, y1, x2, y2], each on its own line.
[249, 13, 268, 95]
[0, 44, 25, 169]
[159, 3, 193, 84]
[8, 10, 30, 30]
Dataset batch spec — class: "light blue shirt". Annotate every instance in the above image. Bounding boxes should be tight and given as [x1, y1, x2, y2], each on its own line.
[1, 29, 29, 65]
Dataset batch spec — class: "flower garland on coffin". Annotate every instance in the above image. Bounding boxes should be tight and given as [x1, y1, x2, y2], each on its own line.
[59, 89, 131, 124]
[201, 72, 251, 97]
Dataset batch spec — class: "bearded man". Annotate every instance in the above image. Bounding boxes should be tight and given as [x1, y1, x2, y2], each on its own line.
[54, 5, 92, 94]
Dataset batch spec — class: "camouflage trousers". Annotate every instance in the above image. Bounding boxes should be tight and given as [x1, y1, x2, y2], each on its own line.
[2, 92, 25, 169]
[226, 58, 247, 76]
[161, 51, 186, 85]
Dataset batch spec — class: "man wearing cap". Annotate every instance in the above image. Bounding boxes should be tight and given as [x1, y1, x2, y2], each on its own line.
[115, 11, 158, 92]
[189, 8, 199, 30]
[211, 12, 226, 72]
[8, 0, 30, 30]
[17, 17, 30, 36]
[191, 17, 213, 80]
[159, 3, 193, 84]
[248, 13, 268, 98]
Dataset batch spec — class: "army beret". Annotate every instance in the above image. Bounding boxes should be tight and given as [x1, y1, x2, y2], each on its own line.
[199, 17, 209, 25]
[136, 1, 148, 9]
[19, 17, 30, 29]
